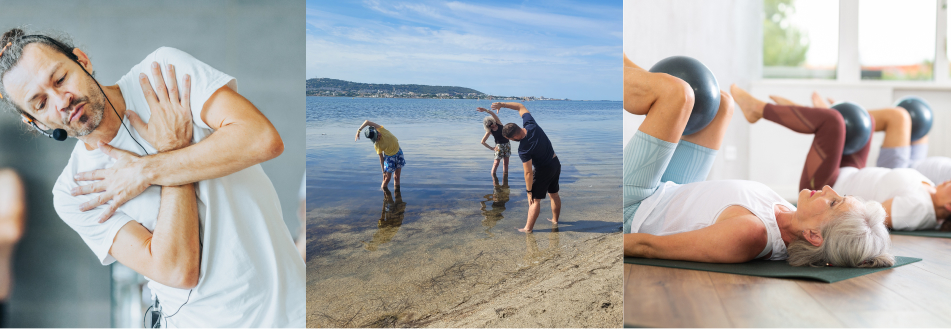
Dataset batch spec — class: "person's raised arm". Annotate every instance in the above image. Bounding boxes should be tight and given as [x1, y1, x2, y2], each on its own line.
[355, 120, 382, 141]
[477, 107, 503, 126]
[624, 215, 767, 263]
[492, 102, 529, 117]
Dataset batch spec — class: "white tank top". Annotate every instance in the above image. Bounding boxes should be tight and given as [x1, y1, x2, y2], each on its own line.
[630, 180, 793, 260]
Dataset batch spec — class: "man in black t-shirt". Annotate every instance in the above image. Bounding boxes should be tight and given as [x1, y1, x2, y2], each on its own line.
[494, 102, 561, 232]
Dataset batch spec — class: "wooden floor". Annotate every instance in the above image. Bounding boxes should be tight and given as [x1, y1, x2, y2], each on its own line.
[624, 235, 951, 327]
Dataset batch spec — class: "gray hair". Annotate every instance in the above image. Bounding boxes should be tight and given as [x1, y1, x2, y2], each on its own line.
[787, 197, 894, 268]
[0, 28, 79, 115]
[483, 116, 498, 133]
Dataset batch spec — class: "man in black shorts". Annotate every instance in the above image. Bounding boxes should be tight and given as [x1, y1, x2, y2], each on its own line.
[494, 102, 561, 232]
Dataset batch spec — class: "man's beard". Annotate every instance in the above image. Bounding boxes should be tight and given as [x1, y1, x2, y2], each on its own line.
[61, 80, 105, 138]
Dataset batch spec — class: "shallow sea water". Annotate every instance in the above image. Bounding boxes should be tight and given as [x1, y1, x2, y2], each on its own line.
[306, 97, 622, 327]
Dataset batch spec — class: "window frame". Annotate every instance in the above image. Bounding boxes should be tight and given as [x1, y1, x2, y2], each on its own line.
[765, 0, 950, 84]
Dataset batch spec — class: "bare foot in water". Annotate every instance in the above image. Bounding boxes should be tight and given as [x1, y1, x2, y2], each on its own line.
[517, 227, 532, 233]
[769, 95, 799, 106]
[811, 92, 832, 108]
[730, 84, 765, 123]
[547, 218, 558, 225]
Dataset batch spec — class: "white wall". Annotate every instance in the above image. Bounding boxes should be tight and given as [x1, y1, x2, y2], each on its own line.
[749, 81, 951, 200]
[624, 0, 763, 181]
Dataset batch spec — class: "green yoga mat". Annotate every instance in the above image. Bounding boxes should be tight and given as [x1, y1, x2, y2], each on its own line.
[890, 230, 951, 238]
[625, 256, 921, 283]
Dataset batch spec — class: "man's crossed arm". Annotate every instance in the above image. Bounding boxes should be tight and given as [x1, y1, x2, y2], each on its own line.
[70, 62, 283, 221]
[90, 63, 201, 288]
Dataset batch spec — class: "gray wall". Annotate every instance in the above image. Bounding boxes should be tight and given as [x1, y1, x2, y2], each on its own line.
[0, 1, 304, 327]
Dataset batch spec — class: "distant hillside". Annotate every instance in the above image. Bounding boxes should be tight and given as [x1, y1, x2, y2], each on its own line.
[307, 78, 486, 98]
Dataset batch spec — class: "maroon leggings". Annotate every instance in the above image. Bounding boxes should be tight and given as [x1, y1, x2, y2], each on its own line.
[763, 104, 875, 190]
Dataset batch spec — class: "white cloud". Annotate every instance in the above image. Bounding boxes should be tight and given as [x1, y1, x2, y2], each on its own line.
[306, 0, 621, 100]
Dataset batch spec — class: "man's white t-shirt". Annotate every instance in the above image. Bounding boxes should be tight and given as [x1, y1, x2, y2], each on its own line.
[834, 167, 937, 231]
[52, 47, 304, 327]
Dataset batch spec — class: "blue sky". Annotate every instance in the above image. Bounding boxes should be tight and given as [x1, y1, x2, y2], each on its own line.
[306, 0, 621, 101]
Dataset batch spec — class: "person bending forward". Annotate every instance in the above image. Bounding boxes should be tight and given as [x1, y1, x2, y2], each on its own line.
[495, 102, 561, 233]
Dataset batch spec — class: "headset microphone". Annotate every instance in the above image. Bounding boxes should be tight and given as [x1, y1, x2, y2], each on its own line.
[50, 128, 67, 141]
[26, 117, 67, 141]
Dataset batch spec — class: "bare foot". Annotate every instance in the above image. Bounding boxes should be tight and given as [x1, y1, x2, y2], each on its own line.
[769, 95, 799, 106]
[517, 227, 532, 233]
[547, 218, 558, 225]
[811, 92, 831, 108]
[730, 84, 765, 123]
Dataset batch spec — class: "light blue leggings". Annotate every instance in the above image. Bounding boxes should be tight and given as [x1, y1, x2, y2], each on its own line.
[877, 143, 928, 169]
[623, 131, 717, 233]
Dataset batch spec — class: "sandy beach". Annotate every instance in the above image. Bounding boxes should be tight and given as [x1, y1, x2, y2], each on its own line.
[305, 209, 622, 327]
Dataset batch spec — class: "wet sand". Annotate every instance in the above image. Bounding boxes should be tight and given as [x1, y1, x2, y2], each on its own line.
[306, 207, 621, 327]
[306, 98, 622, 327]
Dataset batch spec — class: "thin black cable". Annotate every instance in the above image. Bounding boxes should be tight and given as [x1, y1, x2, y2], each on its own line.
[143, 304, 158, 328]
[163, 289, 192, 318]
[142, 304, 150, 328]
[12, 34, 149, 153]
[144, 219, 203, 325]
[80, 65, 150, 156]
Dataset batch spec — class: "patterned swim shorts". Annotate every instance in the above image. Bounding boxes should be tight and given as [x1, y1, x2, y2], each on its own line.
[494, 142, 511, 160]
[383, 148, 406, 173]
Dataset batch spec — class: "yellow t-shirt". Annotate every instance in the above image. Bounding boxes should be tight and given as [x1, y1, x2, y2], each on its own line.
[373, 126, 401, 156]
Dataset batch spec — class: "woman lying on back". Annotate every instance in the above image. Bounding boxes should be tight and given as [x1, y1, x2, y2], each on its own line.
[622, 55, 893, 267]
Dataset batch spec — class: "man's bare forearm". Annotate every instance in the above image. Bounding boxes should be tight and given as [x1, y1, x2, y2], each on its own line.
[524, 171, 532, 191]
[142, 122, 283, 187]
[148, 183, 201, 288]
[501, 102, 530, 117]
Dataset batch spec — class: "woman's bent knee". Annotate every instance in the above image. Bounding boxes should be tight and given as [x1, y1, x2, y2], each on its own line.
[659, 73, 695, 116]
